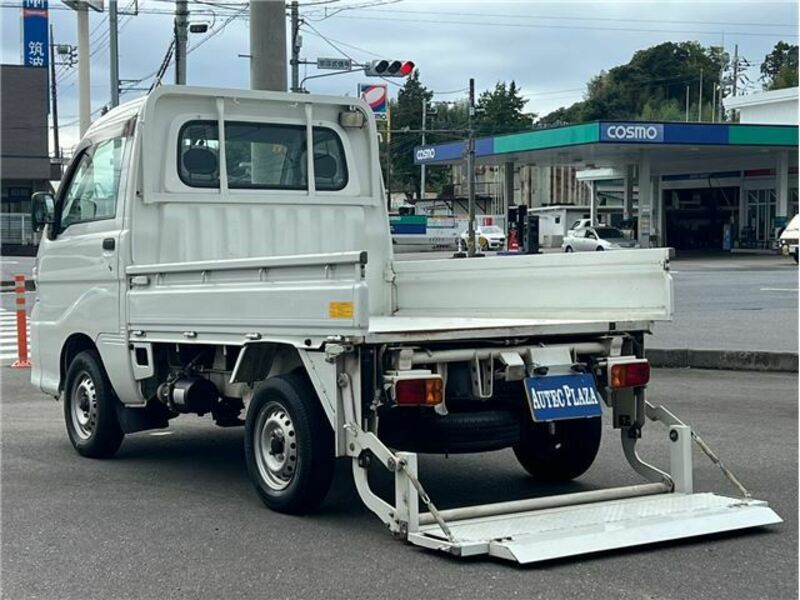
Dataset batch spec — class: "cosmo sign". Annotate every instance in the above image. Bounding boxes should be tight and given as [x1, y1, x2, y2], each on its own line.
[601, 122, 664, 143]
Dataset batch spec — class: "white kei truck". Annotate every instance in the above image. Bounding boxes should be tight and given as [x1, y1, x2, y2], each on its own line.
[29, 86, 780, 564]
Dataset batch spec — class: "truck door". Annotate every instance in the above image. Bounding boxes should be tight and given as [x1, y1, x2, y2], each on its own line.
[34, 128, 131, 395]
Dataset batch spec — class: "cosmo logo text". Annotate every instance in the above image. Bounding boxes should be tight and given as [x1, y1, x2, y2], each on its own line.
[602, 123, 664, 143]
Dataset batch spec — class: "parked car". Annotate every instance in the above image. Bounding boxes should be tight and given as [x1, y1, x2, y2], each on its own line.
[562, 226, 638, 252]
[458, 224, 506, 251]
[566, 217, 592, 238]
[778, 214, 799, 263]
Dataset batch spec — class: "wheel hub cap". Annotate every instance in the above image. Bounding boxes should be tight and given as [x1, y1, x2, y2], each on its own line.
[254, 402, 297, 491]
[71, 373, 97, 440]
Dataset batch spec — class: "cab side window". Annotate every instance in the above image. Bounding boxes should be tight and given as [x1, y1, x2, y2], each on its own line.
[61, 136, 128, 229]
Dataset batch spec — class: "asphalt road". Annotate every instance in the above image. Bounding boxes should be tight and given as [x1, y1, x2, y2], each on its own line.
[2, 367, 796, 599]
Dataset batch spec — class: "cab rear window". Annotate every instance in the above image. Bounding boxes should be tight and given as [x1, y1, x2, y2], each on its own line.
[178, 120, 348, 191]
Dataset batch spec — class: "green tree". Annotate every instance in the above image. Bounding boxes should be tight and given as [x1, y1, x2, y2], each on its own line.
[386, 71, 433, 200]
[475, 81, 534, 135]
[761, 41, 799, 90]
[538, 42, 729, 124]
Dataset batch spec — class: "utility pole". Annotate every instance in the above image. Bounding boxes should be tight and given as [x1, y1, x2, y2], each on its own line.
[698, 68, 703, 122]
[250, 0, 287, 91]
[290, 1, 301, 92]
[685, 84, 690, 122]
[48, 24, 60, 159]
[109, 0, 119, 106]
[174, 0, 188, 85]
[467, 77, 476, 257]
[77, 3, 90, 136]
[385, 107, 392, 211]
[732, 44, 739, 96]
[420, 99, 427, 200]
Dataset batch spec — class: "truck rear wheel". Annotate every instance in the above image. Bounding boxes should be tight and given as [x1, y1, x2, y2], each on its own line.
[64, 349, 124, 458]
[244, 372, 334, 514]
[513, 417, 601, 481]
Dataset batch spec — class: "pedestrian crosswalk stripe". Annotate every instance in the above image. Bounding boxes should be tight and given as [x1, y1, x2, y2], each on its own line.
[0, 307, 30, 365]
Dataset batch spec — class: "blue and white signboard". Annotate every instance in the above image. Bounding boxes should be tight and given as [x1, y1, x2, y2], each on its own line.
[22, 0, 48, 68]
[600, 122, 664, 143]
[525, 373, 603, 422]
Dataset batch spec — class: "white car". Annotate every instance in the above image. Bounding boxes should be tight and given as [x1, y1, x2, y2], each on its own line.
[778, 214, 799, 263]
[458, 225, 506, 251]
[566, 218, 592, 238]
[562, 226, 638, 252]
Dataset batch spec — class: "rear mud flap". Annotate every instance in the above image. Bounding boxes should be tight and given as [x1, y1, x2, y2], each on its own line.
[407, 492, 781, 564]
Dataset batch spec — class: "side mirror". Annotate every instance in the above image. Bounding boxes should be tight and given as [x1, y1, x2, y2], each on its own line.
[31, 191, 55, 233]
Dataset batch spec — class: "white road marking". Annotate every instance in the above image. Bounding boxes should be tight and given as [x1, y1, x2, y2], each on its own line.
[760, 287, 798, 292]
[149, 431, 174, 436]
[0, 308, 30, 365]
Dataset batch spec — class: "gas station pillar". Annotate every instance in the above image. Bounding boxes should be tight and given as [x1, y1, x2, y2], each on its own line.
[637, 155, 652, 248]
[777, 149, 789, 219]
[504, 162, 515, 214]
[623, 164, 635, 219]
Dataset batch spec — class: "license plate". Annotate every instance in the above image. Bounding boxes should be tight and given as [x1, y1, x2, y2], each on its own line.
[524, 373, 603, 422]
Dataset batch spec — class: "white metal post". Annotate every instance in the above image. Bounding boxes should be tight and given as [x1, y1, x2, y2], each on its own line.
[395, 452, 419, 534]
[669, 425, 693, 494]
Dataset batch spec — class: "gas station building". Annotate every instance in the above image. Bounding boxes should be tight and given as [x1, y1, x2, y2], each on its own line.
[413, 119, 798, 251]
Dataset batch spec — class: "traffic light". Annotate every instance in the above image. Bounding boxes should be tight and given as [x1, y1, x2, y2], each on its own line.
[365, 59, 415, 77]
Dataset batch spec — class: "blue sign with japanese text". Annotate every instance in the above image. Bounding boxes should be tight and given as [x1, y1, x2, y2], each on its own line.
[22, 0, 49, 68]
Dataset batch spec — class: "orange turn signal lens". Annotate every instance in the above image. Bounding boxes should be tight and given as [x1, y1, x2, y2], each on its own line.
[610, 361, 650, 389]
[396, 377, 443, 406]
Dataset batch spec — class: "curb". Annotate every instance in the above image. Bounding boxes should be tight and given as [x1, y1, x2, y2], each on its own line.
[648, 348, 798, 373]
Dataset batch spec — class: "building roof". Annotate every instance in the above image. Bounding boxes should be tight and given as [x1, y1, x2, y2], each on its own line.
[413, 120, 799, 168]
[724, 87, 799, 110]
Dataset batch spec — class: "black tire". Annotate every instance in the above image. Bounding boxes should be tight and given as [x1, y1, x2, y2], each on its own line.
[794, 251, 798, 264]
[564, 246, 574, 253]
[63, 349, 124, 458]
[378, 409, 520, 454]
[244, 372, 334, 514]
[513, 417, 601, 481]
[596, 246, 604, 251]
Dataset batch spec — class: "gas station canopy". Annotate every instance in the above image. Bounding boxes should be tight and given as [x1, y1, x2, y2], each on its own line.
[413, 121, 798, 168]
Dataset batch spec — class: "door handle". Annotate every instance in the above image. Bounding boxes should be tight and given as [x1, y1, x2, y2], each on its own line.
[102, 238, 116, 251]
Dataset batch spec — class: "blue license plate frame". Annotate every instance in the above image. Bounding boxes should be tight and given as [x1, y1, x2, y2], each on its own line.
[524, 373, 603, 422]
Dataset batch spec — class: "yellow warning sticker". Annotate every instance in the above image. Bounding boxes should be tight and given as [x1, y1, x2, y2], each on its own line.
[329, 301, 354, 319]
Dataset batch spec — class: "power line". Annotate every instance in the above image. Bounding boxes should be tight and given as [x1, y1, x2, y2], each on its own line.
[335, 7, 797, 30]
[325, 13, 797, 39]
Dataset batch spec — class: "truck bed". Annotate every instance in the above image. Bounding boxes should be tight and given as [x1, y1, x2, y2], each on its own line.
[125, 248, 672, 346]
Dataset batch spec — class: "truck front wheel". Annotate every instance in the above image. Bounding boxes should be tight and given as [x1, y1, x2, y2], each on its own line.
[513, 417, 601, 481]
[64, 349, 125, 458]
[245, 372, 334, 514]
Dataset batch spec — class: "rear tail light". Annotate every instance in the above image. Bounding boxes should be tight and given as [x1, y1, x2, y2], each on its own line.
[395, 377, 443, 406]
[609, 360, 650, 389]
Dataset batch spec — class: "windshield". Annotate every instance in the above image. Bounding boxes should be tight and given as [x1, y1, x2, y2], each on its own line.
[481, 226, 503, 234]
[594, 227, 625, 239]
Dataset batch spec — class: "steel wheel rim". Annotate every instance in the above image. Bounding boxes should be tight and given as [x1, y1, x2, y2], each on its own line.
[71, 372, 97, 440]
[254, 401, 298, 491]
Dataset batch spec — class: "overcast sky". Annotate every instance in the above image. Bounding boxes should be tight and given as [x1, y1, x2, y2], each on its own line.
[1, 0, 797, 151]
